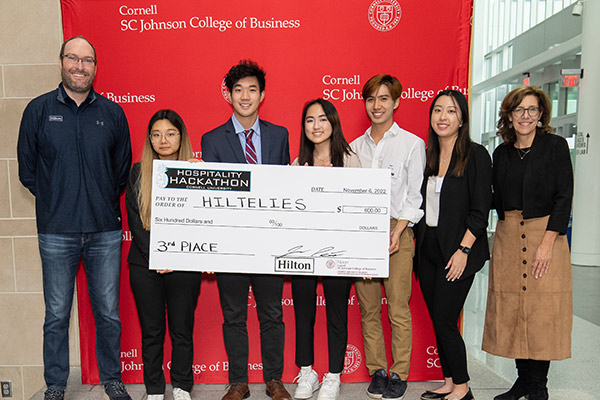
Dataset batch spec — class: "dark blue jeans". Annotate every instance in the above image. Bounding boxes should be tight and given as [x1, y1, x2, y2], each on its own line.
[38, 230, 123, 390]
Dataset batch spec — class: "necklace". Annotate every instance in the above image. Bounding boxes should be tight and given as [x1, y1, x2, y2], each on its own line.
[314, 154, 330, 162]
[516, 146, 531, 160]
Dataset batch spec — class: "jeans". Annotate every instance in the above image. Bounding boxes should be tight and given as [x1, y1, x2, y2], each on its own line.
[38, 230, 123, 390]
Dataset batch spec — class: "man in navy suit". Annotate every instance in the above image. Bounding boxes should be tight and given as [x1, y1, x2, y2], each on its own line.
[201, 60, 291, 400]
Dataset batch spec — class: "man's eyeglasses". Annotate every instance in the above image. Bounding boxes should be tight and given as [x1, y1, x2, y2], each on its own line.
[62, 54, 96, 66]
[512, 106, 540, 118]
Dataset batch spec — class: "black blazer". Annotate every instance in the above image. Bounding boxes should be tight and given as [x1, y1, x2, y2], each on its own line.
[415, 143, 493, 280]
[493, 133, 573, 234]
[201, 118, 290, 165]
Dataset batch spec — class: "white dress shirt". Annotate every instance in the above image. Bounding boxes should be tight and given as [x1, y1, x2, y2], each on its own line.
[350, 122, 425, 225]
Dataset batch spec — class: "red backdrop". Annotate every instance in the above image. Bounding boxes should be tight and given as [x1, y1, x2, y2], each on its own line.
[61, 0, 472, 384]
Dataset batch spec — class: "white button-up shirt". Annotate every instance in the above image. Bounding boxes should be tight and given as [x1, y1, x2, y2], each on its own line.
[350, 122, 425, 225]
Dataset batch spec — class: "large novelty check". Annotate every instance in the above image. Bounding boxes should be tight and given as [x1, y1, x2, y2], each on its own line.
[149, 160, 391, 277]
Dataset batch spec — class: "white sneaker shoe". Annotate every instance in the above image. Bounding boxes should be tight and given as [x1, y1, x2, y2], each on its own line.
[293, 369, 320, 399]
[147, 395, 164, 400]
[172, 387, 191, 400]
[317, 373, 340, 400]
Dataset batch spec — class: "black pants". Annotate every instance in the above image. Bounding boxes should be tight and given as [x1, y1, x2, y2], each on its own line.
[129, 265, 202, 394]
[417, 227, 474, 384]
[216, 273, 285, 383]
[292, 276, 353, 373]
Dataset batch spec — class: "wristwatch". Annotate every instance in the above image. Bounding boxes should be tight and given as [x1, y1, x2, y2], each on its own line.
[458, 245, 471, 255]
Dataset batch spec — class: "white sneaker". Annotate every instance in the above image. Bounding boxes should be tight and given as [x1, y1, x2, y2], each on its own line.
[317, 373, 340, 400]
[147, 395, 164, 400]
[172, 387, 191, 400]
[293, 369, 320, 399]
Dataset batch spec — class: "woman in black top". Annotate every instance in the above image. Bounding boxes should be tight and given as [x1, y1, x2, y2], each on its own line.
[482, 86, 573, 400]
[415, 90, 492, 400]
[126, 110, 200, 400]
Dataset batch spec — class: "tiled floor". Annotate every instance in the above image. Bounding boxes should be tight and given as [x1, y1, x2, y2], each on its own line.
[31, 265, 599, 399]
[30, 363, 513, 400]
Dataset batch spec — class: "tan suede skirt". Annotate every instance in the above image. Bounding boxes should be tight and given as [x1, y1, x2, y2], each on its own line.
[482, 211, 572, 360]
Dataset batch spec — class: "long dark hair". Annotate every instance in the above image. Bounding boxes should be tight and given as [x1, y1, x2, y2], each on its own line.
[298, 99, 352, 167]
[425, 90, 471, 178]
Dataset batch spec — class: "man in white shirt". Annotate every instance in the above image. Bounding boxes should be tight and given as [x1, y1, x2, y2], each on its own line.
[350, 74, 425, 400]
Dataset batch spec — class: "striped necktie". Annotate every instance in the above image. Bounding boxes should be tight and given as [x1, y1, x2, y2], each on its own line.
[244, 129, 258, 164]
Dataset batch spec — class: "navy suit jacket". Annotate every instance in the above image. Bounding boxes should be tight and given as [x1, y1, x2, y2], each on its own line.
[201, 118, 290, 165]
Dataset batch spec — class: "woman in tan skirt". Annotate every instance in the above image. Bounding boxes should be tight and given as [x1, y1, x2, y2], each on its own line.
[482, 86, 573, 400]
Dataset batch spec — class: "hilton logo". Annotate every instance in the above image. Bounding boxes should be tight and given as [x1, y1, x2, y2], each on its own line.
[368, 0, 402, 32]
[274, 257, 314, 274]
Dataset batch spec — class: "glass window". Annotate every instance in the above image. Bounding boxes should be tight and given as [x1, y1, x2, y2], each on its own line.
[537, 0, 547, 23]
[553, 0, 563, 14]
[566, 87, 578, 114]
[497, 50, 504, 73]
[485, 55, 492, 79]
[510, 0, 518, 38]
[492, 0, 499, 49]
[483, 0, 573, 55]
[516, 0, 524, 35]
[548, 81, 559, 117]
[486, 0, 494, 53]
[498, 0, 505, 45]
[496, 85, 508, 125]
[523, 0, 532, 31]
[484, 90, 494, 132]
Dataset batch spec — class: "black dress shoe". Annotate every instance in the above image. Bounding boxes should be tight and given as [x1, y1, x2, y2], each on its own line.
[420, 390, 451, 399]
[443, 388, 474, 400]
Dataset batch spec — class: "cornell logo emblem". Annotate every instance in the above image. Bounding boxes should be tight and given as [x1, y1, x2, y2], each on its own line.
[343, 344, 362, 374]
[221, 79, 231, 104]
[368, 0, 402, 32]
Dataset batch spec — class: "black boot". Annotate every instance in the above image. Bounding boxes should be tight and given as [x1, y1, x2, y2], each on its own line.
[527, 360, 550, 400]
[493, 359, 529, 400]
